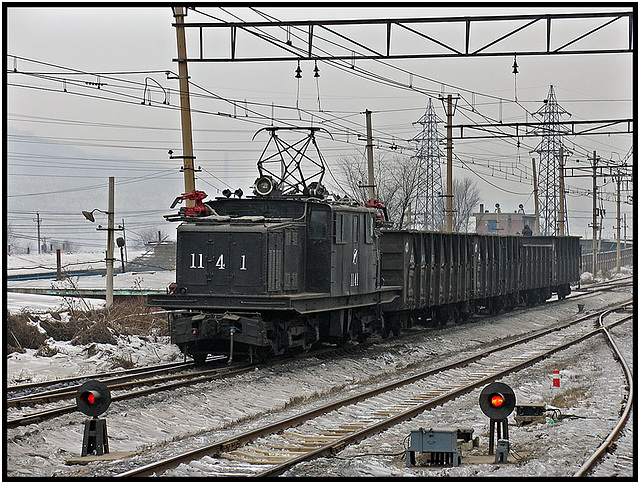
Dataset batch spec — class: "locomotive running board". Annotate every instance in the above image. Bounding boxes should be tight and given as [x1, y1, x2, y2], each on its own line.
[147, 287, 401, 314]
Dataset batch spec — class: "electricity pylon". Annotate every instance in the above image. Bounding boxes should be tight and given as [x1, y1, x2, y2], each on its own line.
[411, 98, 445, 231]
[533, 85, 571, 236]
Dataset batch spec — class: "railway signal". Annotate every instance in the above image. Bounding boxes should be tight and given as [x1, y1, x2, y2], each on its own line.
[479, 382, 516, 462]
[76, 380, 111, 457]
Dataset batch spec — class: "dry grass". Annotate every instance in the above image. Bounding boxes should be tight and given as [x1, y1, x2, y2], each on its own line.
[550, 386, 590, 408]
[6, 297, 168, 357]
[7, 311, 47, 355]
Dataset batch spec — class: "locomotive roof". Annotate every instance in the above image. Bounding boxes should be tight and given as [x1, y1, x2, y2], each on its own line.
[179, 195, 373, 224]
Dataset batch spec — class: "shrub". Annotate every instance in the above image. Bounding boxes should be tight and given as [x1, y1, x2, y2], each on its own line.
[71, 321, 117, 346]
[36, 343, 59, 357]
[7, 311, 47, 354]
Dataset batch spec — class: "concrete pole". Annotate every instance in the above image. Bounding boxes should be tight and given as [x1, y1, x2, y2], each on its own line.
[106, 176, 115, 308]
[557, 146, 565, 236]
[445, 94, 453, 232]
[35, 212, 42, 254]
[174, 7, 196, 206]
[365, 109, 375, 202]
[591, 151, 597, 276]
[532, 158, 540, 235]
[616, 174, 621, 272]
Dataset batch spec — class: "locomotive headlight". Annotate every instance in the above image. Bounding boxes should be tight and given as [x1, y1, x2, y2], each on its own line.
[254, 176, 275, 196]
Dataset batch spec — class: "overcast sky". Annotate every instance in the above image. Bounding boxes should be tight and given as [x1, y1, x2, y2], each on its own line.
[5, 5, 634, 252]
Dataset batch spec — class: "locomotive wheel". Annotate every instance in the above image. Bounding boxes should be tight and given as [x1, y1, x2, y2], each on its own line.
[191, 352, 207, 365]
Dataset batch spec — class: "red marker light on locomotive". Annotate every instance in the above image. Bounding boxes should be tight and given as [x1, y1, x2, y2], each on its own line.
[490, 394, 504, 407]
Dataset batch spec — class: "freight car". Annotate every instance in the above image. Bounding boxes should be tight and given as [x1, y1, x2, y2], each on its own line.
[149, 182, 581, 363]
[379, 231, 580, 332]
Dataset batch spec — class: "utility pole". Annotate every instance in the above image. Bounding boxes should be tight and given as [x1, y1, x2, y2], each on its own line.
[106, 176, 115, 308]
[445, 94, 454, 232]
[615, 173, 621, 271]
[33, 212, 42, 254]
[173, 6, 196, 207]
[557, 146, 566, 236]
[365, 109, 376, 202]
[532, 158, 540, 235]
[591, 151, 597, 276]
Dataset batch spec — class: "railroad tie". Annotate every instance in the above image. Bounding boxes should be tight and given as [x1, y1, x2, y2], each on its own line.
[283, 431, 341, 443]
[269, 443, 320, 452]
[242, 446, 307, 456]
[223, 451, 292, 464]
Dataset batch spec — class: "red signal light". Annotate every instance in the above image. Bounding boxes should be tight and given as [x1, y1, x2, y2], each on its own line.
[490, 394, 504, 407]
[81, 390, 100, 405]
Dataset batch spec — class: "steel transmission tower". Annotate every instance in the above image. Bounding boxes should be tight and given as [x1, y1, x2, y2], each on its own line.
[533, 85, 570, 236]
[411, 99, 445, 230]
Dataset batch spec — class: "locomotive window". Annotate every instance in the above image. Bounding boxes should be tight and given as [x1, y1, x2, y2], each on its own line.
[365, 215, 374, 244]
[334, 213, 345, 244]
[352, 214, 360, 242]
[309, 208, 328, 239]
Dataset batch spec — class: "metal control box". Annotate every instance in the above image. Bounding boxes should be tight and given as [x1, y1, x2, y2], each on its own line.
[406, 427, 474, 467]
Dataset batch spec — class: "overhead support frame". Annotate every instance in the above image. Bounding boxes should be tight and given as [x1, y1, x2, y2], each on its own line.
[175, 11, 633, 63]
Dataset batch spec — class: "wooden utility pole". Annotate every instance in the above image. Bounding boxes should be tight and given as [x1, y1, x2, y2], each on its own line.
[365, 109, 375, 202]
[34, 212, 42, 254]
[445, 94, 453, 232]
[532, 158, 540, 235]
[173, 6, 196, 207]
[557, 146, 566, 236]
[591, 151, 597, 275]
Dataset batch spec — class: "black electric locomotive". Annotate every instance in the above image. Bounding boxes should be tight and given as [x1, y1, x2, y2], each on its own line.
[150, 128, 581, 363]
[150, 182, 400, 362]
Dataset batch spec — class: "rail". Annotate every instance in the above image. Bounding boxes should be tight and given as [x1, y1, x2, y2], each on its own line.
[573, 306, 634, 476]
[116, 300, 632, 478]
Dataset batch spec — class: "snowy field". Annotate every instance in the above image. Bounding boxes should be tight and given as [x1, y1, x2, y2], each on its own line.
[7, 251, 145, 276]
[6, 292, 182, 384]
[4, 272, 633, 478]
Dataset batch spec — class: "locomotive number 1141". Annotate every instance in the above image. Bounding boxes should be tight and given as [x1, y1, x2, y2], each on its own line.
[189, 253, 247, 271]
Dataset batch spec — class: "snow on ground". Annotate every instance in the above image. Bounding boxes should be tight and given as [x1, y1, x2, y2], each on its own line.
[7, 270, 176, 292]
[6, 293, 105, 314]
[7, 335, 183, 385]
[7, 251, 145, 276]
[5, 281, 633, 478]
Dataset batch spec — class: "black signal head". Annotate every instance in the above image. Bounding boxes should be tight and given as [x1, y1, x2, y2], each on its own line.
[479, 382, 516, 420]
[76, 380, 111, 417]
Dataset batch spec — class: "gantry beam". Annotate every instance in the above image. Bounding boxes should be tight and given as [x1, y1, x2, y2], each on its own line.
[175, 11, 634, 62]
[450, 118, 633, 139]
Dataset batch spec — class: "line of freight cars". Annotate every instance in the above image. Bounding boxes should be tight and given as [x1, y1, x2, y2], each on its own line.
[149, 187, 581, 363]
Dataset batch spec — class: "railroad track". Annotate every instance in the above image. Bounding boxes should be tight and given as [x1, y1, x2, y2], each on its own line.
[116, 299, 632, 477]
[7, 279, 630, 428]
[574, 307, 634, 477]
[5, 363, 255, 428]
[7, 360, 193, 394]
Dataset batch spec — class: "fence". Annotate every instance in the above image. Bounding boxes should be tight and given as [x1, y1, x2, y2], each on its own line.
[581, 247, 634, 274]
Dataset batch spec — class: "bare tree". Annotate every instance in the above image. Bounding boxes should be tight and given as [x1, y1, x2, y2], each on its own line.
[131, 228, 170, 248]
[337, 152, 421, 229]
[452, 177, 481, 232]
